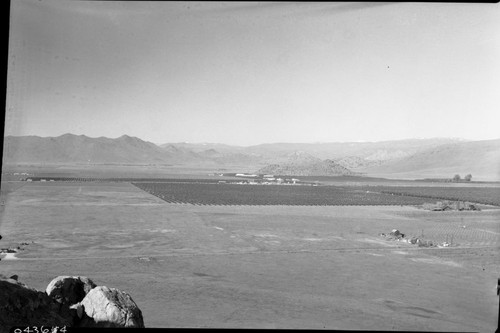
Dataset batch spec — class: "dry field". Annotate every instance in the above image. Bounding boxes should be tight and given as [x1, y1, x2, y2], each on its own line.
[0, 181, 499, 331]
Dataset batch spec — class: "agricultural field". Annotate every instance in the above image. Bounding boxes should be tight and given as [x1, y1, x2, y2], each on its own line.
[0, 182, 27, 207]
[0, 181, 499, 331]
[364, 186, 500, 206]
[1, 163, 248, 180]
[19, 177, 235, 183]
[0, 181, 26, 196]
[132, 182, 433, 206]
[294, 175, 500, 187]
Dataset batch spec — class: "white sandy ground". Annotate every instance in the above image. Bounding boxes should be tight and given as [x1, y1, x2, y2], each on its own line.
[1, 252, 19, 260]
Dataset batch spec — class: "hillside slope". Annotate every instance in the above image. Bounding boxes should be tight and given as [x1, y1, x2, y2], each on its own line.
[244, 138, 464, 160]
[358, 139, 500, 180]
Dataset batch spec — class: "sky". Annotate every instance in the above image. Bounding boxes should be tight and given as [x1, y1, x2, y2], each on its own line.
[5, 1, 500, 146]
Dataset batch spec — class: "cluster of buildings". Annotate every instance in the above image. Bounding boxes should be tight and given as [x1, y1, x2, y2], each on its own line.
[25, 178, 55, 182]
[217, 173, 302, 185]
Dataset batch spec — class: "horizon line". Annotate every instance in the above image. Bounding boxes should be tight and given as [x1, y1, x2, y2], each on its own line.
[4, 133, 499, 147]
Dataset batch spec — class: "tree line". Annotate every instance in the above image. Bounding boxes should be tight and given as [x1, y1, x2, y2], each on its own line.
[452, 174, 472, 182]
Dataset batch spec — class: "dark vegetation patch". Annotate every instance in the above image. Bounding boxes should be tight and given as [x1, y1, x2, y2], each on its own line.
[283, 175, 392, 182]
[131, 182, 431, 206]
[362, 186, 500, 206]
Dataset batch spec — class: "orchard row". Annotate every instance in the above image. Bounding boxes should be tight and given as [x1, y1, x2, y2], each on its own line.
[132, 182, 432, 206]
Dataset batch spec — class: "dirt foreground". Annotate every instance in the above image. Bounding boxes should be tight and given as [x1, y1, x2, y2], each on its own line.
[0, 182, 498, 331]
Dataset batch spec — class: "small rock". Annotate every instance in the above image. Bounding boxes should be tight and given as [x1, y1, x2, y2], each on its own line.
[390, 229, 401, 237]
[70, 303, 84, 319]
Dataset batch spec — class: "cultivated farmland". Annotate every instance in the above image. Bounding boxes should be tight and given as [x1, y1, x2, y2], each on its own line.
[132, 182, 433, 206]
[365, 186, 500, 206]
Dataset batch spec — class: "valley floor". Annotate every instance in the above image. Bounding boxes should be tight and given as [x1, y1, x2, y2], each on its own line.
[0, 181, 498, 330]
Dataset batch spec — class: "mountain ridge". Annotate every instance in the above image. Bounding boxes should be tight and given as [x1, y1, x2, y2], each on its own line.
[2, 134, 499, 180]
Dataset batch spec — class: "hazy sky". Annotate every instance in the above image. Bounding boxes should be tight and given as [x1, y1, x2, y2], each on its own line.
[5, 1, 500, 146]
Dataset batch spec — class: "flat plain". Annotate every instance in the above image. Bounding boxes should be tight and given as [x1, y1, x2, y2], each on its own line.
[0, 181, 499, 331]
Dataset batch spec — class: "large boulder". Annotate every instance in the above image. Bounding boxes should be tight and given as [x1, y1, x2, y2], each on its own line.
[0, 275, 73, 333]
[46, 276, 97, 306]
[78, 286, 145, 328]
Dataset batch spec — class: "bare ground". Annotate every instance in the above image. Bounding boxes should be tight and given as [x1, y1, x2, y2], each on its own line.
[0, 182, 498, 331]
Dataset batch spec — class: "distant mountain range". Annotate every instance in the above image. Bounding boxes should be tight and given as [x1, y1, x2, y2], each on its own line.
[2, 134, 499, 180]
[2, 134, 171, 164]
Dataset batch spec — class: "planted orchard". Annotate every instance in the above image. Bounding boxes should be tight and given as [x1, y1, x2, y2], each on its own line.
[365, 186, 500, 207]
[132, 182, 431, 206]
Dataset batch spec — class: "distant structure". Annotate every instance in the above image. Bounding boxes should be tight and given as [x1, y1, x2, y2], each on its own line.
[235, 173, 258, 178]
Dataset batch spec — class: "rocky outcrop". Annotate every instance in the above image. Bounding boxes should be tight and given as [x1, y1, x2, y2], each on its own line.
[257, 158, 357, 176]
[0, 275, 144, 332]
[0, 275, 73, 331]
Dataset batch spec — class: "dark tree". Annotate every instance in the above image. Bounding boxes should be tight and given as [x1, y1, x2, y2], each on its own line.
[453, 174, 461, 182]
[464, 174, 472, 181]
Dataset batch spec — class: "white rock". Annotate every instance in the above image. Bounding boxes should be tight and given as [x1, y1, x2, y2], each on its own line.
[79, 286, 144, 328]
